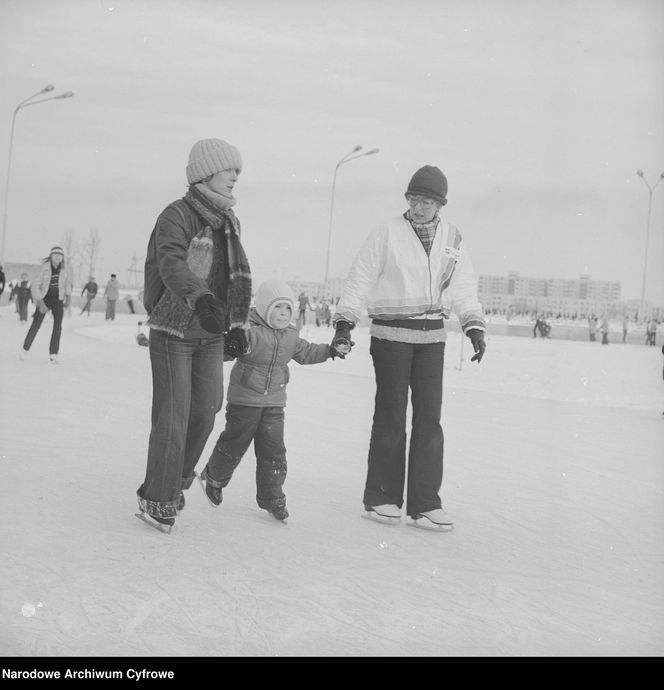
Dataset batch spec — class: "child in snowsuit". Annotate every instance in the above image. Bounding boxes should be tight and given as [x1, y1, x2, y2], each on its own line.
[199, 279, 340, 521]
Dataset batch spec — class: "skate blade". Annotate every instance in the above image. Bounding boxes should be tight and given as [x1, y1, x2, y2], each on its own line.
[134, 512, 173, 534]
[408, 518, 454, 532]
[266, 514, 288, 525]
[361, 511, 401, 525]
[196, 471, 220, 508]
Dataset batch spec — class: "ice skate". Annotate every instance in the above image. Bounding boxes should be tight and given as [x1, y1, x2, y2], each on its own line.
[197, 467, 223, 507]
[19, 348, 29, 360]
[135, 490, 176, 533]
[49, 355, 59, 364]
[267, 506, 289, 522]
[410, 508, 454, 531]
[134, 511, 174, 534]
[362, 503, 401, 524]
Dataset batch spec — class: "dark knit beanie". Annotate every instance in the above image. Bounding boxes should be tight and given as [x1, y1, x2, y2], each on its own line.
[406, 166, 448, 205]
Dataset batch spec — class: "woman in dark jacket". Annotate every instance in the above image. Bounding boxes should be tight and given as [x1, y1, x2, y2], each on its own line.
[136, 138, 252, 532]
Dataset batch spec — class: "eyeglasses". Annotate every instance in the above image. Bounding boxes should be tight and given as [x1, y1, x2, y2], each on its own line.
[405, 194, 436, 210]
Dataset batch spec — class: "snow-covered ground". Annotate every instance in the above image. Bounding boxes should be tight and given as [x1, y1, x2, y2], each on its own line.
[1, 305, 662, 657]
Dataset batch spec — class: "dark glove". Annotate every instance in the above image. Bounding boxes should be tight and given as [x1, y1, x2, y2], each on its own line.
[468, 329, 486, 363]
[195, 294, 225, 334]
[224, 327, 249, 359]
[331, 320, 355, 359]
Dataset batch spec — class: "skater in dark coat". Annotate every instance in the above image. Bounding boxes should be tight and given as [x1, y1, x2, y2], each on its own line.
[199, 279, 338, 521]
[136, 138, 252, 531]
[11, 273, 32, 322]
[80, 277, 98, 316]
[20, 246, 73, 363]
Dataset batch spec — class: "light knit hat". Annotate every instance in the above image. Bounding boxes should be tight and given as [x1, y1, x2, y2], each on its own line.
[49, 245, 65, 259]
[186, 138, 243, 184]
[254, 279, 295, 328]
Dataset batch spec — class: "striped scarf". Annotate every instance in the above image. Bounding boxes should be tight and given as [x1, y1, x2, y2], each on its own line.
[146, 185, 252, 338]
[405, 210, 439, 255]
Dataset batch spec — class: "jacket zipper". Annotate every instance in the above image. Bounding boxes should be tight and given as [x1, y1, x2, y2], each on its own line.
[410, 222, 436, 330]
[264, 331, 279, 394]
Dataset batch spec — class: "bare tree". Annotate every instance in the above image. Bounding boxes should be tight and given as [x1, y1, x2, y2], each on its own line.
[81, 228, 102, 283]
[62, 228, 80, 283]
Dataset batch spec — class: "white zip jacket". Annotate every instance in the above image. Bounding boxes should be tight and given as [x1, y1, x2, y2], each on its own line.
[334, 214, 485, 334]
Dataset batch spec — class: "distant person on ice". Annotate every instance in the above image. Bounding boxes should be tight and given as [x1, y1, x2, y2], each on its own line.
[199, 279, 344, 522]
[296, 291, 310, 330]
[588, 315, 598, 342]
[19, 245, 73, 364]
[80, 276, 98, 316]
[599, 315, 610, 345]
[11, 272, 32, 322]
[136, 137, 252, 531]
[331, 165, 486, 529]
[104, 274, 120, 320]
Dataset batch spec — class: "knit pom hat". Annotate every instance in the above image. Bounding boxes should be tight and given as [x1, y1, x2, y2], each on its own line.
[254, 279, 295, 328]
[186, 139, 243, 184]
[406, 165, 448, 205]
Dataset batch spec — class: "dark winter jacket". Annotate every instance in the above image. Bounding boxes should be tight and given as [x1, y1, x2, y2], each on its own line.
[11, 280, 32, 304]
[143, 199, 229, 338]
[82, 280, 98, 297]
[227, 309, 331, 407]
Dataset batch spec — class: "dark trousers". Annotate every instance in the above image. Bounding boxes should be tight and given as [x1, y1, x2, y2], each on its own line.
[207, 404, 287, 511]
[80, 297, 94, 315]
[364, 337, 445, 517]
[23, 295, 64, 355]
[105, 299, 116, 320]
[139, 330, 224, 513]
[17, 296, 30, 321]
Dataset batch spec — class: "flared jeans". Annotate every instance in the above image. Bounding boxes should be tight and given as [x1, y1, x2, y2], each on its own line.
[364, 337, 445, 517]
[138, 329, 224, 514]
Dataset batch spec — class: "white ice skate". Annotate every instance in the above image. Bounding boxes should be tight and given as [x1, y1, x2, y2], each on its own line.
[362, 503, 401, 524]
[410, 508, 454, 531]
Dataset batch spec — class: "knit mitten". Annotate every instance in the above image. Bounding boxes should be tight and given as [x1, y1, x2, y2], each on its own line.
[195, 294, 225, 334]
[331, 320, 354, 359]
[468, 329, 486, 363]
[224, 327, 249, 359]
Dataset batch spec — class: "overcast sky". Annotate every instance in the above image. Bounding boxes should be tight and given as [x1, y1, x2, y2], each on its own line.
[1, 0, 662, 302]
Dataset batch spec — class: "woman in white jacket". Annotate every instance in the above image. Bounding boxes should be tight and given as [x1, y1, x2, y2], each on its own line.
[331, 165, 486, 529]
[20, 245, 73, 363]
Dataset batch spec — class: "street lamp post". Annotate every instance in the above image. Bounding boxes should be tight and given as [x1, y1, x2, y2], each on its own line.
[636, 169, 664, 320]
[323, 145, 379, 296]
[1, 85, 75, 264]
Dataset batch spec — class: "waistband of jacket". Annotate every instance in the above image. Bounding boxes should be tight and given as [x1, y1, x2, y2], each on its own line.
[371, 318, 445, 331]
